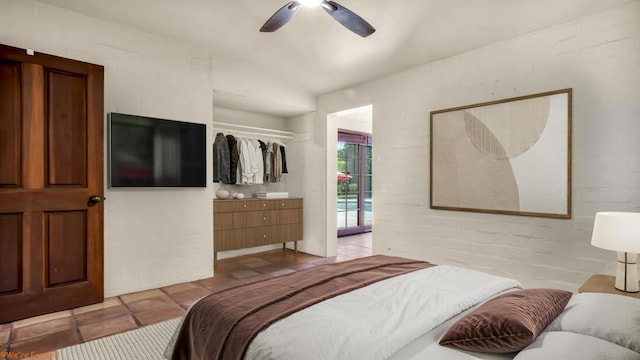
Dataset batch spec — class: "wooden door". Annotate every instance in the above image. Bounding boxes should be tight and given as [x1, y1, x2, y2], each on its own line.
[0, 44, 104, 323]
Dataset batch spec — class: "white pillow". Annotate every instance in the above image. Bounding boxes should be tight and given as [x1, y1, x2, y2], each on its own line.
[514, 332, 640, 360]
[546, 293, 640, 352]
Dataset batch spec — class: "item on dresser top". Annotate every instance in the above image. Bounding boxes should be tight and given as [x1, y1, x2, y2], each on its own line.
[255, 192, 289, 199]
[215, 187, 231, 199]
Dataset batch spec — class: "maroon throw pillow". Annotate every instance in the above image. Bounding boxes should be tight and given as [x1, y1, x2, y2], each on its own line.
[439, 288, 572, 353]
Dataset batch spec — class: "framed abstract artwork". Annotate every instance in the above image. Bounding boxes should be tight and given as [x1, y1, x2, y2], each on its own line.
[430, 89, 572, 218]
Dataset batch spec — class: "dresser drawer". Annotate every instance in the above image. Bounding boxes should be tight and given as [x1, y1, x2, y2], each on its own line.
[214, 213, 234, 230]
[214, 200, 236, 213]
[214, 229, 248, 251]
[247, 226, 273, 246]
[246, 210, 280, 227]
[279, 208, 302, 225]
[214, 199, 274, 212]
[272, 199, 302, 209]
[271, 224, 303, 242]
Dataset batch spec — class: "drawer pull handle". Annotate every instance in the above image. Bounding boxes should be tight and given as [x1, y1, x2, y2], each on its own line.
[243, 204, 247, 208]
[263, 203, 267, 207]
[263, 234, 267, 238]
[263, 217, 267, 220]
[281, 202, 285, 206]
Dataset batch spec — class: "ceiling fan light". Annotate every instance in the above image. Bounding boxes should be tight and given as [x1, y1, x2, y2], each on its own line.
[298, 0, 323, 8]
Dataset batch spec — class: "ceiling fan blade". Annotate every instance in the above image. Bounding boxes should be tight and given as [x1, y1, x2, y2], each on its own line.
[322, 1, 376, 37]
[260, 1, 301, 32]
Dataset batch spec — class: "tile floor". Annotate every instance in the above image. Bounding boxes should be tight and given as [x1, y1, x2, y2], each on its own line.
[0, 232, 372, 358]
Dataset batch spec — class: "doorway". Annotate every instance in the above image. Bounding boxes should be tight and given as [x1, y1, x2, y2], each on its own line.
[337, 130, 372, 236]
[330, 104, 373, 239]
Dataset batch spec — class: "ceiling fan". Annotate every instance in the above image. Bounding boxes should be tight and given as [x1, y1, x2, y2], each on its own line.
[260, 0, 376, 38]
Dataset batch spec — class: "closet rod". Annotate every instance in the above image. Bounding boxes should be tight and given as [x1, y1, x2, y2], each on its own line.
[213, 121, 295, 137]
[214, 129, 295, 140]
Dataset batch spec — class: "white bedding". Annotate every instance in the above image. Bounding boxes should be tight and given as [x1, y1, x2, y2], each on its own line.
[244, 265, 522, 360]
[546, 293, 640, 353]
[388, 305, 518, 360]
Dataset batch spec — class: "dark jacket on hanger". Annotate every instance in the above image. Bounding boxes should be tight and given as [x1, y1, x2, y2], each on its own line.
[280, 146, 288, 174]
[213, 133, 230, 183]
[226, 135, 239, 184]
[258, 140, 270, 182]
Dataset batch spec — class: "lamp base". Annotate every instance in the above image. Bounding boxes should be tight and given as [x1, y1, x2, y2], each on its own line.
[615, 252, 639, 293]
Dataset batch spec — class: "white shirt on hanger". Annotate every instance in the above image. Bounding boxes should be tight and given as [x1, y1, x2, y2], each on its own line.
[238, 139, 264, 185]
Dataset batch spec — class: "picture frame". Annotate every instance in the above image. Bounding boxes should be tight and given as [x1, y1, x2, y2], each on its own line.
[430, 89, 572, 219]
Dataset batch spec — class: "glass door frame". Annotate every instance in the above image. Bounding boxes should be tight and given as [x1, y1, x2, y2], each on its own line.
[337, 129, 372, 237]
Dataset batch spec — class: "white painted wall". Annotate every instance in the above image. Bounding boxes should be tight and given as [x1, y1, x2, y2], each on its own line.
[312, 3, 640, 291]
[213, 106, 291, 132]
[286, 113, 327, 257]
[0, 1, 218, 297]
[337, 115, 373, 135]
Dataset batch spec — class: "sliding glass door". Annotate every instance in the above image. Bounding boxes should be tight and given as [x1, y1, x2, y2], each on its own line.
[337, 130, 372, 236]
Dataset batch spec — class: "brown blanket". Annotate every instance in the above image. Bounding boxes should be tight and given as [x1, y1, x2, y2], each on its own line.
[171, 255, 435, 360]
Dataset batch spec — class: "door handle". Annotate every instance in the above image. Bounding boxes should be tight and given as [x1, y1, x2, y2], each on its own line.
[89, 195, 102, 204]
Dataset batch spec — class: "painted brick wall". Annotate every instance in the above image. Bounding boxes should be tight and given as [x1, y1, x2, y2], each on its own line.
[315, 3, 640, 290]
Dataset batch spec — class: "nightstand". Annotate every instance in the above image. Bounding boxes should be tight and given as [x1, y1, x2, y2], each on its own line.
[579, 274, 640, 299]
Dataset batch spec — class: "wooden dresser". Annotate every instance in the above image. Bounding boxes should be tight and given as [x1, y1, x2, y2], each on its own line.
[213, 198, 303, 266]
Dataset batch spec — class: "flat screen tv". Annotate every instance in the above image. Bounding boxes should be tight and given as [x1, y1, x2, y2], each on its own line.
[109, 113, 206, 187]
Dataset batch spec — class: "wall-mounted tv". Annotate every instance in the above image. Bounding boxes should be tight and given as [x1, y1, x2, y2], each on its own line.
[109, 113, 206, 187]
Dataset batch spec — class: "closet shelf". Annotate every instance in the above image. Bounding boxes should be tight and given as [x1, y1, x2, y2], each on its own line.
[213, 122, 295, 140]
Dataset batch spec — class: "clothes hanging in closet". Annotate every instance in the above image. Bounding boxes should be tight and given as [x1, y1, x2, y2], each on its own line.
[280, 146, 288, 174]
[212, 133, 230, 183]
[238, 139, 264, 185]
[226, 134, 239, 184]
[212, 132, 288, 185]
[271, 142, 282, 182]
[258, 140, 271, 182]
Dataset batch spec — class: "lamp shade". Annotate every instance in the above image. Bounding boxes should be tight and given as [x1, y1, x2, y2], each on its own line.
[591, 212, 640, 253]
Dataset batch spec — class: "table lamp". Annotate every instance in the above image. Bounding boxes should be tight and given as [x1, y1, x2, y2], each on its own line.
[590, 212, 640, 293]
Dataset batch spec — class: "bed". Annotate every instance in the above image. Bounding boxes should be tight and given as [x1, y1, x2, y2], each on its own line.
[164, 255, 640, 360]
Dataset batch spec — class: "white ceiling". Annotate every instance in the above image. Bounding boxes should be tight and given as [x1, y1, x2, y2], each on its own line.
[37, 0, 638, 115]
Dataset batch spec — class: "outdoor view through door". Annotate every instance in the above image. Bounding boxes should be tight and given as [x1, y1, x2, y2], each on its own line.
[337, 130, 372, 236]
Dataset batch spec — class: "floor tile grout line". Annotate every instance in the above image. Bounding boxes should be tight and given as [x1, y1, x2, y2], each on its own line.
[5, 322, 14, 351]
[119, 295, 144, 329]
[70, 308, 83, 344]
[158, 287, 185, 311]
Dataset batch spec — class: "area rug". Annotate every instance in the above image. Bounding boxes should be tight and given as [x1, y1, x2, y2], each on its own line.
[57, 318, 180, 360]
